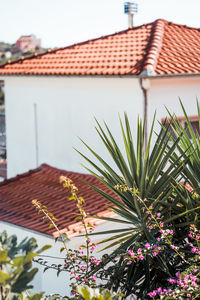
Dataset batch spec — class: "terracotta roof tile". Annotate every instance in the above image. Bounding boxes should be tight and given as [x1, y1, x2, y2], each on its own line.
[155, 22, 200, 74]
[0, 164, 118, 237]
[0, 19, 199, 76]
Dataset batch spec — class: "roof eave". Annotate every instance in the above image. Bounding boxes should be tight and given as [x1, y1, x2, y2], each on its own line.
[0, 72, 200, 79]
[140, 72, 200, 79]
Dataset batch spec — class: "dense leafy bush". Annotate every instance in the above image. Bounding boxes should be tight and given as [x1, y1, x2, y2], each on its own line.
[0, 230, 51, 300]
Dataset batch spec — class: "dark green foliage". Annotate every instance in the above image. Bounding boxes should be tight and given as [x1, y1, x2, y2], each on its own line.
[0, 230, 51, 299]
[166, 100, 200, 196]
[77, 112, 200, 297]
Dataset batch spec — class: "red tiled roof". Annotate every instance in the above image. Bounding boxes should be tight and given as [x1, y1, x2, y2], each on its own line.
[0, 164, 117, 237]
[0, 19, 199, 76]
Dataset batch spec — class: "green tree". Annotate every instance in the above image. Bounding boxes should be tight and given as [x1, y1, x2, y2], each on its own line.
[0, 231, 51, 300]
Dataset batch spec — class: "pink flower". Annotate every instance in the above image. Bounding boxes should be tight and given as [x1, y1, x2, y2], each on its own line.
[128, 250, 136, 258]
[157, 247, 161, 251]
[169, 229, 173, 235]
[171, 244, 176, 250]
[187, 294, 191, 298]
[176, 271, 181, 279]
[75, 275, 80, 280]
[139, 254, 145, 260]
[148, 226, 153, 230]
[149, 205, 153, 210]
[86, 239, 91, 243]
[137, 248, 142, 254]
[156, 237, 161, 241]
[153, 252, 158, 256]
[157, 287, 162, 295]
[148, 291, 157, 297]
[83, 278, 88, 282]
[157, 213, 161, 217]
[160, 222, 164, 227]
[92, 275, 96, 281]
[145, 243, 150, 249]
[169, 278, 176, 284]
[191, 247, 197, 253]
[193, 268, 198, 273]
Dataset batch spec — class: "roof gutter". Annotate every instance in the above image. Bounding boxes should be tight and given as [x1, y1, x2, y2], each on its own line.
[0, 72, 200, 78]
[140, 72, 200, 79]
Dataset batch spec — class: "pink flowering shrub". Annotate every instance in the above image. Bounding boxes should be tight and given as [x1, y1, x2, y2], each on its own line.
[33, 108, 200, 299]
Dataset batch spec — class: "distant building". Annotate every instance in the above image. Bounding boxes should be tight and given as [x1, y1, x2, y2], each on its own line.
[13, 34, 41, 54]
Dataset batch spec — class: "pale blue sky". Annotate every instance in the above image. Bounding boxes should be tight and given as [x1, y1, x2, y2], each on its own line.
[1, 0, 199, 48]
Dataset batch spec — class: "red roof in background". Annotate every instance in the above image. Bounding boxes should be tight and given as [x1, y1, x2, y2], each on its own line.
[0, 164, 117, 237]
[0, 19, 199, 76]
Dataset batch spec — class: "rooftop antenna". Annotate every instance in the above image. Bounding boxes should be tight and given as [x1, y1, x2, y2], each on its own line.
[124, 1, 138, 28]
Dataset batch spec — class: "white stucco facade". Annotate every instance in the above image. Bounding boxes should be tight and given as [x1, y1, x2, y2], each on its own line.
[0, 74, 200, 178]
[2, 76, 143, 178]
[0, 219, 125, 296]
[147, 76, 200, 136]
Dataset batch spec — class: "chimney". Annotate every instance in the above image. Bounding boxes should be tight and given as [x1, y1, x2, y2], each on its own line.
[124, 1, 138, 28]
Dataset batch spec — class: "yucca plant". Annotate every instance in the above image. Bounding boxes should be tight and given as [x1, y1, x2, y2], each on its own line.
[161, 101, 200, 232]
[166, 100, 200, 196]
[76, 114, 193, 297]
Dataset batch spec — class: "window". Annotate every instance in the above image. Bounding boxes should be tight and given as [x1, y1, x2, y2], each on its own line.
[161, 115, 200, 141]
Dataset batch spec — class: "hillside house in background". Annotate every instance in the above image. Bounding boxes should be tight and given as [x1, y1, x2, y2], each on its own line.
[13, 34, 41, 54]
[0, 19, 199, 178]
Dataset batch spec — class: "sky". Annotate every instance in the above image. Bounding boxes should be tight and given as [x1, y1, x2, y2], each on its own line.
[0, 0, 199, 49]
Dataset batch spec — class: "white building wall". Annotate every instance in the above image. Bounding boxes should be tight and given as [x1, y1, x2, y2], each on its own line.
[147, 76, 200, 137]
[0, 219, 126, 296]
[2, 76, 143, 178]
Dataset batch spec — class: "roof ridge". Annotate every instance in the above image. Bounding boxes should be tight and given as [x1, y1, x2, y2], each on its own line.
[0, 163, 98, 187]
[0, 19, 161, 70]
[41, 163, 97, 178]
[0, 165, 43, 186]
[141, 19, 166, 75]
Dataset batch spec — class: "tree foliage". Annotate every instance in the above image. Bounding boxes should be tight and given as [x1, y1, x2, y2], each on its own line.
[0, 230, 51, 300]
